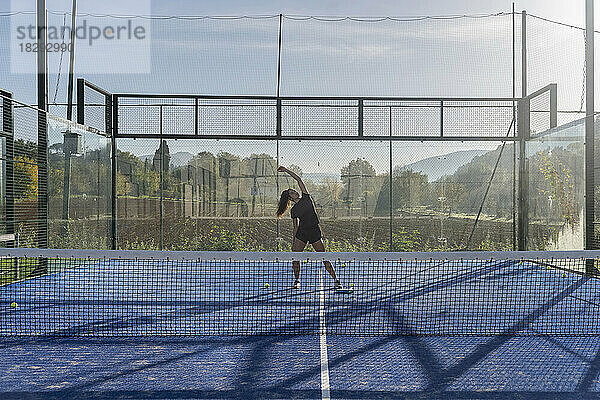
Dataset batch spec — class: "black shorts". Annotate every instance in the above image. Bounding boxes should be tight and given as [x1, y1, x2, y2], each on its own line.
[295, 226, 322, 244]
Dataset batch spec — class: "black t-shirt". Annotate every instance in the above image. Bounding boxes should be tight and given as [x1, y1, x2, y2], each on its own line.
[290, 193, 319, 230]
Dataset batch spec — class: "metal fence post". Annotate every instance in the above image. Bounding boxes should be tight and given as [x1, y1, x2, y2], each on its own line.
[358, 99, 364, 137]
[2, 91, 15, 248]
[586, 0, 596, 274]
[517, 10, 528, 251]
[389, 106, 393, 251]
[517, 97, 530, 251]
[105, 94, 115, 249]
[111, 96, 118, 250]
[76, 78, 85, 125]
[37, 0, 48, 252]
[549, 83, 557, 129]
[440, 100, 444, 137]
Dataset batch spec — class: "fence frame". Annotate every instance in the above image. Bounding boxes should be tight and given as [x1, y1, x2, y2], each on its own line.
[112, 92, 521, 142]
[76, 79, 116, 249]
[72, 77, 562, 251]
[517, 83, 558, 250]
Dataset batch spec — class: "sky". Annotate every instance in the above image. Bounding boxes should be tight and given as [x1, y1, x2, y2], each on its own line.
[0, 0, 596, 174]
[152, 1, 589, 25]
[3, 1, 589, 25]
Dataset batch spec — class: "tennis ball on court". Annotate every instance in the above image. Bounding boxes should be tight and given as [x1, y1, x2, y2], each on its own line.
[10, 302, 18, 308]
[350, 283, 354, 287]
[562, 273, 567, 278]
[264, 283, 270, 289]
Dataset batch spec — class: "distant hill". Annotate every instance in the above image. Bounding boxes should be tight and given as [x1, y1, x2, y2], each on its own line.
[135, 150, 486, 181]
[395, 150, 488, 181]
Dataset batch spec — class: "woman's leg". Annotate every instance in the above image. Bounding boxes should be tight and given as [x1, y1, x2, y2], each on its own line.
[312, 239, 338, 281]
[292, 237, 306, 282]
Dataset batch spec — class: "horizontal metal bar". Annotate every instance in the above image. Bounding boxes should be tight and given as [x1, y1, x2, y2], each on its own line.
[115, 94, 277, 100]
[35, 102, 595, 115]
[527, 135, 583, 142]
[82, 80, 112, 97]
[48, 102, 103, 107]
[114, 93, 518, 102]
[526, 83, 556, 100]
[115, 133, 518, 141]
[0, 89, 13, 98]
[115, 103, 515, 109]
[119, 103, 274, 108]
[47, 114, 111, 138]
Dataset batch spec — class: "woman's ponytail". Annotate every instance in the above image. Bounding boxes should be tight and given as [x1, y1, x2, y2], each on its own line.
[276, 190, 291, 218]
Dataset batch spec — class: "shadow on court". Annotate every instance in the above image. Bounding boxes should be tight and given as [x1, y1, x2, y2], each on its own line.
[2, 334, 600, 399]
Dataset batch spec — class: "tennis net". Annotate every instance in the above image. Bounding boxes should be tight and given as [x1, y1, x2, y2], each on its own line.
[1, 248, 600, 336]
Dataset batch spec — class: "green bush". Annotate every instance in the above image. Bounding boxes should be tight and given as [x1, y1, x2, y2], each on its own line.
[170, 225, 254, 251]
[378, 227, 423, 252]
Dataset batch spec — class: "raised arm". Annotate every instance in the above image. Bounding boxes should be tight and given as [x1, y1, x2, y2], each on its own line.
[277, 166, 308, 194]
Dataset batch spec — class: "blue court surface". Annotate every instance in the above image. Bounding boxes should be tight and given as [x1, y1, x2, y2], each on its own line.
[2, 255, 600, 398]
[2, 335, 600, 399]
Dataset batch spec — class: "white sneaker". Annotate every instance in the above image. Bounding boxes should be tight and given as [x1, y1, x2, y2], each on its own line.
[292, 280, 300, 289]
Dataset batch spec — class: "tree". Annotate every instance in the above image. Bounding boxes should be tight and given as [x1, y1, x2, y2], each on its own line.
[341, 158, 377, 216]
[116, 172, 131, 197]
[374, 170, 430, 216]
[152, 140, 171, 172]
[14, 156, 38, 199]
[322, 178, 342, 218]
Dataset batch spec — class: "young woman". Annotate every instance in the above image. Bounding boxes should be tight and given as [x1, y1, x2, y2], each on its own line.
[276, 166, 342, 290]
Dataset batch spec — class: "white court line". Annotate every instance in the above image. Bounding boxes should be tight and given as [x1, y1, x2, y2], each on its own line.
[319, 273, 331, 400]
